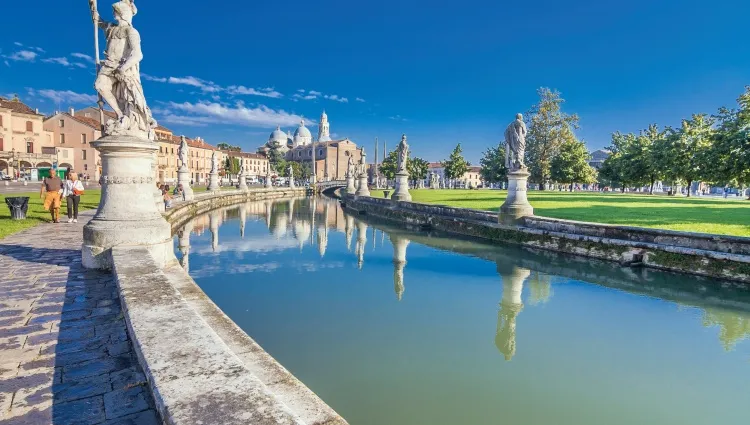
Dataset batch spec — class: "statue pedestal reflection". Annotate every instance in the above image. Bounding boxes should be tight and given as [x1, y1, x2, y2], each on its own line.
[391, 234, 410, 301]
[495, 265, 530, 361]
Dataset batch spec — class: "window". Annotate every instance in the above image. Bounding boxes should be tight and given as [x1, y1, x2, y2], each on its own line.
[26, 142, 33, 153]
[0, 115, 3, 127]
[0, 137, 3, 151]
[59, 119, 65, 128]
[82, 150, 87, 160]
[160, 147, 163, 153]
[62, 150, 68, 158]
[81, 134, 87, 144]
[60, 134, 66, 144]
[26, 121, 33, 132]
[171, 148, 174, 154]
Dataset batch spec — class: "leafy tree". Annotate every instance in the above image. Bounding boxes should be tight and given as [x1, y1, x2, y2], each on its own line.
[661, 114, 715, 197]
[525, 88, 580, 188]
[379, 150, 399, 181]
[217, 142, 241, 152]
[638, 124, 667, 194]
[710, 87, 750, 191]
[224, 157, 240, 175]
[408, 157, 429, 186]
[442, 143, 469, 188]
[550, 131, 596, 188]
[265, 143, 286, 173]
[479, 142, 508, 185]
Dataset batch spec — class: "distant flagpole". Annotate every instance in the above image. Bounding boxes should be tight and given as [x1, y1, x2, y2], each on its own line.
[90, 0, 105, 133]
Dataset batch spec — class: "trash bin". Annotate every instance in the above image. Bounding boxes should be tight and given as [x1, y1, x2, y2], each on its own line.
[383, 190, 391, 198]
[5, 197, 30, 220]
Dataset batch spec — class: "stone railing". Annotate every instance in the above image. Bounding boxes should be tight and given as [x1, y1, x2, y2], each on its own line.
[111, 188, 349, 425]
[343, 194, 750, 283]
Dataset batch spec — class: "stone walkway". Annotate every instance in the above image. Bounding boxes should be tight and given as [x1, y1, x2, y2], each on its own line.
[0, 212, 160, 424]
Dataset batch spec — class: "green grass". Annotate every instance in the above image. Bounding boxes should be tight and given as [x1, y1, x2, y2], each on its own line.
[369, 189, 750, 237]
[0, 190, 102, 239]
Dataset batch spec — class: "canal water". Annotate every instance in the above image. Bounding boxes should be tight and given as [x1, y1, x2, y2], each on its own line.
[174, 197, 750, 425]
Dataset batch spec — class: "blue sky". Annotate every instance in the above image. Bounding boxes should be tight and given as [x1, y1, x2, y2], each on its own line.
[1, 0, 748, 163]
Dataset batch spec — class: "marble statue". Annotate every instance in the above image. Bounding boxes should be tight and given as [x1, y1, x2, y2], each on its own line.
[396, 134, 409, 174]
[177, 136, 188, 169]
[288, 164, 294, 179]
[358, 147, 367, 176]
[346, 154, 355, 178]
[210, 151, 219, 173]
[504, 113, 527, 171]
[89, 0, 156, 140]
[239, 163, 245, 176]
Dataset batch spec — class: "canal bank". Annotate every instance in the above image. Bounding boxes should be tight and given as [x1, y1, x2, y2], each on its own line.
[342, 194, 750, 283]
[113, 188, 348, 425]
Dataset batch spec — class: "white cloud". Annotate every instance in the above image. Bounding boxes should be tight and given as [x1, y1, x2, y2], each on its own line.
[13, 42, 23, 47]
[28, 88, 97, 105]
[5, 50, 37, 62]
[34, 47, 45, 53]
[355, 97, 365, 102]
[73, 62, 89, 69]
[227, 85, 283, 98]
[142, 73, 168, 82]
[389, 115, 408, 121]
[297, 89, 305, 93]
[324, 94, 348, 103]
[71, 52, 95, 64]
[168, 76, 222, 92]
[292, 93, 317, 100]
[42, 57, 72, 66]
[163, 101, 307, 128]
[309, 90, 322, 96]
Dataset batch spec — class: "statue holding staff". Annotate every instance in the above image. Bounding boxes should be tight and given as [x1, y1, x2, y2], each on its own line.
[504, 113, 527, 171]
[89, 0, 156, 140]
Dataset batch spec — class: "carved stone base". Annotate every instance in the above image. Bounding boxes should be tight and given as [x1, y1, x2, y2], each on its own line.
[207, 172, 219, 192]
[238, 173, 248, 191]
[83, 136, 174, 269]
[265, 175, 273, 188]
[177, 167, 194, 201]
[345, 175, 356, 195]
[355, 175, 370, 197]
[499, 170, 533, 224]
[152, 153, 164, 212]
[391, 172, 412, 202]
[289, 177, 295, 189]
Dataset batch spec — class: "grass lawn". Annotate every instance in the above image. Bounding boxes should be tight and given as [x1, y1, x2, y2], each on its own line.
[0, 190, 102, 239]
[369, 189, 750, 237]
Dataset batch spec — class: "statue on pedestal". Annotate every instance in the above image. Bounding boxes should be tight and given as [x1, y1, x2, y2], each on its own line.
[210, 151, 219, 174]
[504, 113, 527, 171]
[177, 136, 188, 170]
[346, 154, 355, 178]
[396, 134, 409, 174]
[358, 147, 367, 177]
[239, 163, 245, 176]
[90, 0, 156, 140]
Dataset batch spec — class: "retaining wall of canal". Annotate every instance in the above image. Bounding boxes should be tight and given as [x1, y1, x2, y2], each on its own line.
[111, 188, 349, 425]
[343, 194, 750, 284]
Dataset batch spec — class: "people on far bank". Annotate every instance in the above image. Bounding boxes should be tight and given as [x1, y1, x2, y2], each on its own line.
[40, 171, 63, 223]
[63, 172, 85, 223]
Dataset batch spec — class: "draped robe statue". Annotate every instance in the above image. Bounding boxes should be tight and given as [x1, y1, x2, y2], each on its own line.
[90, 0, 156, 140]
[504, 113, 527, 171]
[346, 155, 355, 178]
[396, 134, 409, 174]
[210, 151, 219, 174]
[177, 136, 188, 169]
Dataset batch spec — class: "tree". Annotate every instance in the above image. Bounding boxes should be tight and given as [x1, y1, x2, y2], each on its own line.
[550, 131, 596, 188]
[710, 87, 750, 192]
[408, 157, 429, 187]
[217, 142, 241, 152]
[442, 143, 469, 188]
[525, 88, 580, 188]
[266, 143, 286, 173]
[479, 142, 508, 186]
[224, 157, 240, 175]
[661, 114, 715, 197]
[379, 150, 399, 181]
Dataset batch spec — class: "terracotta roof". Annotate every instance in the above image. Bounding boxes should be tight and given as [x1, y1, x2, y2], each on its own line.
[467, 166, 481, 173]
[428, 162, 443, 168]
[224, 151, 267, 160]
[155, 124, 171, 132]
[167, 134, 219, 151]
[0, 96, 42, 116]
[69, 114, 102, 129]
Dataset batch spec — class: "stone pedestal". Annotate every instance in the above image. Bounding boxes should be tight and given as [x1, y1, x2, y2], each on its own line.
[152, 152, 164, 213]
[238, 173, 248, 191]
[207, 172, 219, 192]
[345, 175, 356, 195]
[177, 167, 194, 201]
[289, 177, 295, 189]
[355, 174, 370, 197]
[265, 175, 273, 188]
[391, 172, 412, 202]
[499, 170, 533, 224]
[82, 136, 173, 269]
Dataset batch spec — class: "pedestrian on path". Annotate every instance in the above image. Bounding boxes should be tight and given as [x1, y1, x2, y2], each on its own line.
[63, 171, 85, 223]
[40, 171, 63, 223]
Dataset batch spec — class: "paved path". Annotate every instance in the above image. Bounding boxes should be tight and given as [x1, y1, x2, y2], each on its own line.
[0, 212, 160, 424]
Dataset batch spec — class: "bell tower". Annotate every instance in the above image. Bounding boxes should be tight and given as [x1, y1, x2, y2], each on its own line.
[318, 110, 331, 142]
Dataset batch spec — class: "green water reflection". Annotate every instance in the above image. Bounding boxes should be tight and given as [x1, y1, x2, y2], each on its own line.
[175, 197, 750, 425]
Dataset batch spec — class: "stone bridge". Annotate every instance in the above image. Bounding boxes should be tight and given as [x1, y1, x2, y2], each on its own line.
[315, 180, 346, 194]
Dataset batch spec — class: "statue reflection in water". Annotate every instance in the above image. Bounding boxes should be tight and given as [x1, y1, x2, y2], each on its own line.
[390, 234, 410, 301]
[208, 210, 220, 252]
[355, 221, 367, 269]
[495, 263, 531, 361]
[177, 219, 193, 272]
[239, 204, 247, 239]
[345, 214, 354, 252]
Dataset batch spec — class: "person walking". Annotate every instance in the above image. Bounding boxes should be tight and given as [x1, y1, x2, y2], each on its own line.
[63, 171, 85, 223]
[40, 170, 63, 223]
[163, 185, 173, 209]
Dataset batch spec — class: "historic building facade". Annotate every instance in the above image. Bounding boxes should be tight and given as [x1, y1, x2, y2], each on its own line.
[0, 96, 58, 180]
[44, 109, 102, 180]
